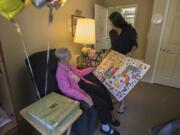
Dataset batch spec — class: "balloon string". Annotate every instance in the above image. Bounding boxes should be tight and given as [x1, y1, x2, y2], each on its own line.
[44, 43, 50, 97]
[12, 19, 51, 133]
[13, 20, 50, 132]
[45, 10, 53, 96]
[12, 20, 41, 100]
[45, 18, 51, 134]
[43, 43, 50, 135]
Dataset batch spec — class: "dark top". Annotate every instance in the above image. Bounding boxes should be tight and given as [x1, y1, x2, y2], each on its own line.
[109, 26, 138, 55]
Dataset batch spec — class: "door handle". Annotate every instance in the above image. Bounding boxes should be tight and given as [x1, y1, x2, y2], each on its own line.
[160, 48, 170, 53]
[160, 48, 166, 52]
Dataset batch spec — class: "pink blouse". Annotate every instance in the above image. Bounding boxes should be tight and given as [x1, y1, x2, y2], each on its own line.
[56, 63, 93, 101]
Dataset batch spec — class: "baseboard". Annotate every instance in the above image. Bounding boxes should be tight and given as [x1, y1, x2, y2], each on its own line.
[142, 77, 153, 83]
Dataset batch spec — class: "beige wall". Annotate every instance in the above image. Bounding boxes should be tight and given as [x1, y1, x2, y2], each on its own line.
[0, 0, 104, 116]
[104, 0, 154, 59]
[144, 0, 169, 83]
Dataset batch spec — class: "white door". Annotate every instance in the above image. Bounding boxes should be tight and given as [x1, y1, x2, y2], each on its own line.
[155, 0, 180, 88]
[95, 4, 110, 51]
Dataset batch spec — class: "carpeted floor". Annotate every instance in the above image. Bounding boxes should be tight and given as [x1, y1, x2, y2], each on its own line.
[17, 82, 180, 135]
[94, 82, 180, 135]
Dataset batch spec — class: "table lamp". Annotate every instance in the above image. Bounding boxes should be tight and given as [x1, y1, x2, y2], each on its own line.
[74, 18, 96, 68]
[74, 18, 96, 46]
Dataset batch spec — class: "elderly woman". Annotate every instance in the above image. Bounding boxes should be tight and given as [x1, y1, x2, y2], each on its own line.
[55, 48, 120, 135]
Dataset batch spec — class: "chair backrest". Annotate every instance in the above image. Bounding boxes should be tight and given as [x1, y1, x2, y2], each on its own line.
[25, 49, 60, 98]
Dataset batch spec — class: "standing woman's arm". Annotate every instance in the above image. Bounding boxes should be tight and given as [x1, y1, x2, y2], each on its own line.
[127, 46, 137, 57]
[127, 28, 138, 57]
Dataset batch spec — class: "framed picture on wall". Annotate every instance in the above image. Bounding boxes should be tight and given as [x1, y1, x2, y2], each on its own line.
[71, 15, 85, 37]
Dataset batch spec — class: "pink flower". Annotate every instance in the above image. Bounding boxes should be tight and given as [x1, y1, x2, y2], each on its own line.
[87, 48, 96, 58]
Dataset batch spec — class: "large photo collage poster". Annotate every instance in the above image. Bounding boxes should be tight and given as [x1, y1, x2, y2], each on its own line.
[94, 50, 150, 102]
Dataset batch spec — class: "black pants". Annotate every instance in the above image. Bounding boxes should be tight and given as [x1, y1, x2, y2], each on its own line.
[78, 79, 113, 124]
[84, 73, 114, 110]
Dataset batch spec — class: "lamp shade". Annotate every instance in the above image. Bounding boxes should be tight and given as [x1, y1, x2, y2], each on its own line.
[74, 18, 96, 44]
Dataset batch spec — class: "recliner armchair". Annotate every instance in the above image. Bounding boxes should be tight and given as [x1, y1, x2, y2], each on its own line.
[25, 49, 98, 135]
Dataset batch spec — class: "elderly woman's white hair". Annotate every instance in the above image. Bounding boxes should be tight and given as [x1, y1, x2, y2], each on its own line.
[55, 48, 71, 62]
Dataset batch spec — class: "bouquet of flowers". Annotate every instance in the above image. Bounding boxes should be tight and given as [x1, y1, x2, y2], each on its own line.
[78, 47, 109, 68]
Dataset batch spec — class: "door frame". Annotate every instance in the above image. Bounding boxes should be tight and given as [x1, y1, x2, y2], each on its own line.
[150, 0, 171, 83]
[95, 4, 110, 51]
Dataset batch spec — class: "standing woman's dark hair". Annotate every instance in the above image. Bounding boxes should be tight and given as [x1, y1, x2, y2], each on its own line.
[109, 12, 129, 28]
[109, 12, 137, 36]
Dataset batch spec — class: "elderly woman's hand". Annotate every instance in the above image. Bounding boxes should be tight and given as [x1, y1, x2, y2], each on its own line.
[84, 96, 94, 108]
[92, 67, 96, 71]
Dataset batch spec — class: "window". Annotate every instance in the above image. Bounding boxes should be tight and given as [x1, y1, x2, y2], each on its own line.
[121, 7, 137, 26]
[108, 5, 137, 27]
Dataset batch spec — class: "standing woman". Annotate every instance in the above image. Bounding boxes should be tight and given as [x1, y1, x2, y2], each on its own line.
[109, 12, 138, 113]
